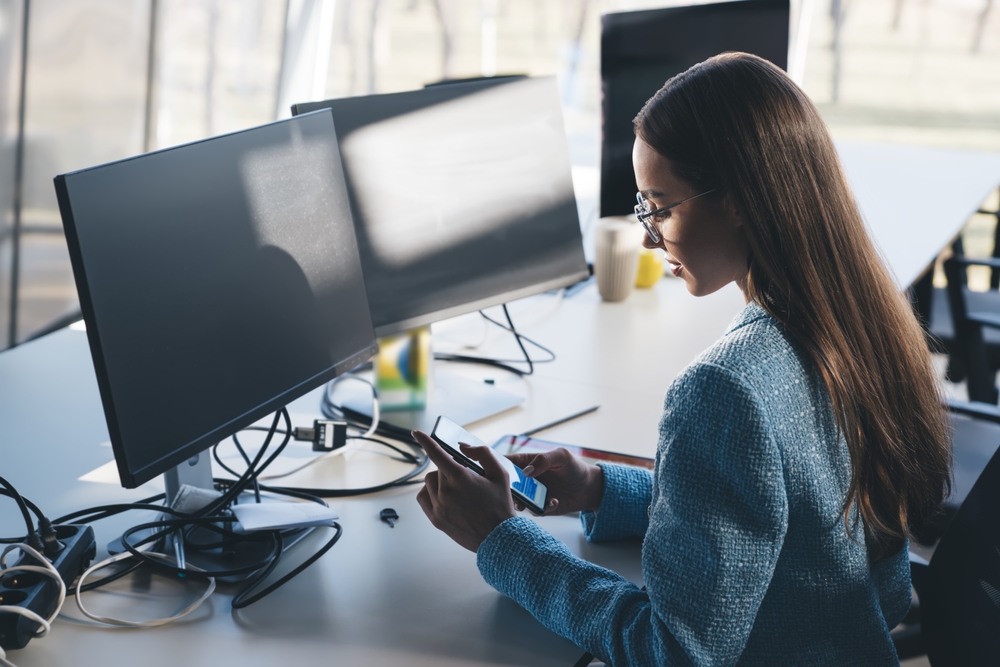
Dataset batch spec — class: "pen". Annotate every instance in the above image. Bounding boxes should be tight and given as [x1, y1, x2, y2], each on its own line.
[519, 405, 600, 437]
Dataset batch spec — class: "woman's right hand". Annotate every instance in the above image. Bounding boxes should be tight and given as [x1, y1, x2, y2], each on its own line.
[506, 448, 604, 515]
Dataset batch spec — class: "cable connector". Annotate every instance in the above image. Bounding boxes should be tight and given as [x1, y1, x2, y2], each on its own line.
[36, 517, 65, 559]
[293, 419, 348, 452]
[24, 530, 44, 555]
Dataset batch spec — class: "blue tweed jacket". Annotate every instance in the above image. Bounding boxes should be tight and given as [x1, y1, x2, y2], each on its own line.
[477, 302, 911, 666]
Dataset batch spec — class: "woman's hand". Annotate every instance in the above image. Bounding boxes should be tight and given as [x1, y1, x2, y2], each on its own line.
[412, 430, 517, 553]
[506, 448, 604, 515]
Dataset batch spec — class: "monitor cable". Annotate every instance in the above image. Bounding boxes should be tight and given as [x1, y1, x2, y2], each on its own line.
[50, 408, 344, 621]
[325, 375, 380, 439]
[434, 304, 555, 376]
[210, 391, 428, 496]
[0, 477, 43, 552]
[73, 542, 215, 628]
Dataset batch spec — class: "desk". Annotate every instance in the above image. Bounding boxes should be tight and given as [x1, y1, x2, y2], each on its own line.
[836, 141, 1000, 288]
[0, 278, 744, 667]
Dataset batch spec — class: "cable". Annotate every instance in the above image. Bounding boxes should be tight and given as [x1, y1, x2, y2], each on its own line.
[62, 506, 252, 584]
[0, 543, 67, 666]
[50, 404, 411, 616]
[230, 432, 262, 503]
[50, 408, 336, 611]
[74, 545, 216, 628]
[231, 522, 342, 609]
[502, 303, 538, 375]
[53, 497, 166, 526]
[224, 410, 429, 497]
[0, 476, 37, 548]
[120, 517, 281, 577]
[0, 489, 45, 537]
[434, 304, 556, 376]
[329, 404, 415, 442]
[259, 457, 429, 497]
[212, 421, 419, 483]
[432, 352, 533, 377]
[253, 436, 419, 481]
[73, 557, 143, 594]
[53, 441, 287, 604]
[200, 409, 292, 517]
[323, 375, 379, 439]
[347, 436, 421, 463]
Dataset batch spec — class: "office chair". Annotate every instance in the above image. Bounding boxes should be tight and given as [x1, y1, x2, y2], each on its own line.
[941, 248, 1000, 402]
[893, 399, 1000, 665]
[938, 243, 1000, 403]
[925, 197, 1000, 399]
[927, 283, 1000, 389]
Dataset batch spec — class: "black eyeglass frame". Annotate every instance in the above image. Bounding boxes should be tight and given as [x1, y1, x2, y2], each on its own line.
[633, 189, 718, 243]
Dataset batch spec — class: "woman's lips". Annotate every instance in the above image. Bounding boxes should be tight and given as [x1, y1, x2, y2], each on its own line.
[666, 259, 682, 276]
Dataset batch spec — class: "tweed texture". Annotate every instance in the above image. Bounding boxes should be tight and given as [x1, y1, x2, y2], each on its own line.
[477, 302, 911, 666]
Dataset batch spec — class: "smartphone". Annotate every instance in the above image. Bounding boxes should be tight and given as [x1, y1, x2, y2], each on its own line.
[430, 416, 549, 515]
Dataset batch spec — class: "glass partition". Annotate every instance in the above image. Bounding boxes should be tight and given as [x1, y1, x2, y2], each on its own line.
[0, 0, 23, 349]
[16, 0, 149, 340]
[4, 0, 1000, 349]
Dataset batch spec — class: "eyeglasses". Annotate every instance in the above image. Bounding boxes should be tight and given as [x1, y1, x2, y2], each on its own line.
[634, 189, 718, 244]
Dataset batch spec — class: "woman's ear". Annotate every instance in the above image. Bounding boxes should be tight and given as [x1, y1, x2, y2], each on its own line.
[722, 193, 743, 228]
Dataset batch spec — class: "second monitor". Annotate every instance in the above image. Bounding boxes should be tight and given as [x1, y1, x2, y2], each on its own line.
[294, 77, 589, 430]
[292, 76, 589, 338]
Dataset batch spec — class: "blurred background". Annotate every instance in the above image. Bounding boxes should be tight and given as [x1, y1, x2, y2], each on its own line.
[1, 0, 999, 349]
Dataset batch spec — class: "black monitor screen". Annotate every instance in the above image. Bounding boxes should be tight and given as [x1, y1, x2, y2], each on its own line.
[55, 111, 377, 488]
[292, 76, 589, 336]
[601, 0, 789, 217]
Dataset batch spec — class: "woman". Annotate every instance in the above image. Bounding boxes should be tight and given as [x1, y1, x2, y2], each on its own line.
[413, 53, 951, 665]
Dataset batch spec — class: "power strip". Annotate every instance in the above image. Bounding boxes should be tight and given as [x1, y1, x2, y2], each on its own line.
[0, 525, 96, 650]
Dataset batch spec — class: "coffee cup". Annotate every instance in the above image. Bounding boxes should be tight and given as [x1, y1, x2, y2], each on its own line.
[594, 217, 644, 302]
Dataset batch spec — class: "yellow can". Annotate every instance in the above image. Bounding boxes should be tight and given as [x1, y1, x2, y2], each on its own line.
[634, 248, 664, 288]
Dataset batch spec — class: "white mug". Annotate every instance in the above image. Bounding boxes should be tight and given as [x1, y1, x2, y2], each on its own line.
[594, 217, 644, 302]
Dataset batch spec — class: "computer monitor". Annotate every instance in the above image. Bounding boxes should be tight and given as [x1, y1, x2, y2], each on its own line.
[600, 0, 790, 217]
[291, 76, 589, 338]
[54, 110, 377, 489]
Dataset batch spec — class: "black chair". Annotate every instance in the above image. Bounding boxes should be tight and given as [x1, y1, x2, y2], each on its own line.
[926, 282, 1000, 388]
[893, 399, 1000, 664]
[922, 198, 1000, 401]
[938, 243, 1000, 403]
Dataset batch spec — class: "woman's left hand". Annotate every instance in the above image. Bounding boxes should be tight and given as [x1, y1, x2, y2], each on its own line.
[412, 430, 517, 553]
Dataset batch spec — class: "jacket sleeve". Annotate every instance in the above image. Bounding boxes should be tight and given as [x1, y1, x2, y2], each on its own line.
[476, 362, 788, 666]
[580, 463, 653, 542]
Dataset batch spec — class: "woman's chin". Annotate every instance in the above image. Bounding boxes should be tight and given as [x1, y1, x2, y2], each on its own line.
[683, 275, 732, 298]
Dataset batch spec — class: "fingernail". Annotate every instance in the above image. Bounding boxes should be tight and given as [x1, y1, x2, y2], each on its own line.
[522, 465, 534, 475]
[548, 498, 556, 507]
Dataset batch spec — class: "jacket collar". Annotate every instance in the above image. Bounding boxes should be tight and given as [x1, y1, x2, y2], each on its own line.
[725, 300, 772, 335]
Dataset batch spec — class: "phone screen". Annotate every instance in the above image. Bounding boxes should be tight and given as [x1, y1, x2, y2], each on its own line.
[431, 416, 549, 513]
[497, 457, 548, 511]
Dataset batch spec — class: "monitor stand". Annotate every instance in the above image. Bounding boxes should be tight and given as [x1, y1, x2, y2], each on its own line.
[328, 366, 524, 433]
[108, 451, 311, 583]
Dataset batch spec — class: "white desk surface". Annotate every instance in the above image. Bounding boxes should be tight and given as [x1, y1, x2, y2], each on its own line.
[0, 278, 744, 667]
[837, 140, 1000, 288]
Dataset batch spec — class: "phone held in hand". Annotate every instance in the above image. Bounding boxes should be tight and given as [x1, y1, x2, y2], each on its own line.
[430, 416, 549, 515]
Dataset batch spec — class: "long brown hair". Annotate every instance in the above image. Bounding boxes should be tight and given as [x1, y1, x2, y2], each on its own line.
[634, 52, 951, 561]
